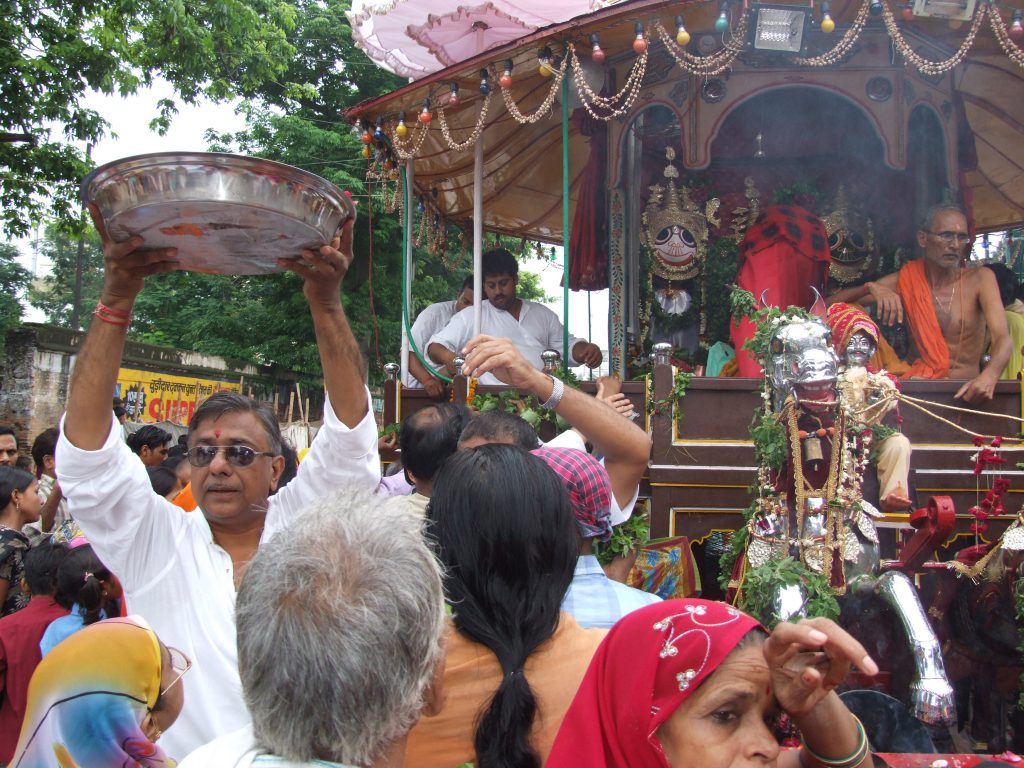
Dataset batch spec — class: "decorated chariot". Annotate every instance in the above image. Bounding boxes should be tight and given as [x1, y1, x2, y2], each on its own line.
[346, 0, 1024, 753]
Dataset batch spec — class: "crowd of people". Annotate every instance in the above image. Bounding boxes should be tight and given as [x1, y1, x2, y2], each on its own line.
[8, 202, 997, 768]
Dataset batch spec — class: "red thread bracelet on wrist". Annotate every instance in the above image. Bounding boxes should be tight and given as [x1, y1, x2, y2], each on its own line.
[93, 301, 132, 327]
[95, 301, 131, 318]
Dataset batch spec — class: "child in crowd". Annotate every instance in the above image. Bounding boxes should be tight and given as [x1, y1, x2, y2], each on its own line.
[41, 544, 123, 656]
[163, 447, 191, 489]
[148, 466, 184, 501]
[0, 542, 69, 763]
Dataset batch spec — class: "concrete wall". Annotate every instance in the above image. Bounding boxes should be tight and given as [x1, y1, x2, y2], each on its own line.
[0, 323, 324, 453]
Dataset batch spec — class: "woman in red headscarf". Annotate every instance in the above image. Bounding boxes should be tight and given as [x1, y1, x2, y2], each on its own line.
[548, 599, 877, 768]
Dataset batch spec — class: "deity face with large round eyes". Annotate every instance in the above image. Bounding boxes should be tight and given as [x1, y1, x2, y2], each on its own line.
[653, 224, 698, 270]
[844, 331, 877, 368]
[828, 227, 869, 263]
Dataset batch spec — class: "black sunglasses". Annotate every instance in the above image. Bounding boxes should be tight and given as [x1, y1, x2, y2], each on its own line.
[187, 445, 277, 468]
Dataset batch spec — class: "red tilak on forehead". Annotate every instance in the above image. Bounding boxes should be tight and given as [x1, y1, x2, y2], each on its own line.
[214, 429, 221, 439]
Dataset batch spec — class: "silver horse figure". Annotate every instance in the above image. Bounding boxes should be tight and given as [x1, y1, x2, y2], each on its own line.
[738, 313, 955, 726]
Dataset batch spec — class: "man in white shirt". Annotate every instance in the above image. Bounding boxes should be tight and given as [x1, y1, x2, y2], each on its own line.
[56, 213, 379, 760]
[427, 248, 603, 384]
[406, 275, 473, 395]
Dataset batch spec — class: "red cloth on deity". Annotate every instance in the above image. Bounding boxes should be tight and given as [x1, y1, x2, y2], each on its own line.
[568, 111, 609, 291]
[730, 205, 832, 376]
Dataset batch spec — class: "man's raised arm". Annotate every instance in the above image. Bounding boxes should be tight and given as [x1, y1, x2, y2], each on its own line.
[278, 218, 367, 427]
[462, 335, 651, 508]
[64, 207, 179, 450]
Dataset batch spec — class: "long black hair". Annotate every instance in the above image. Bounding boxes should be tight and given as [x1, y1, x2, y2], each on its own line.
[428, 444, 578, 768]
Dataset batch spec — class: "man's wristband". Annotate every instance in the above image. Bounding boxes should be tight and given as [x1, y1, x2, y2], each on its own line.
[540, 375, 564, 410]
[93, 301, 132, 327]
[861, 282, 874, 297]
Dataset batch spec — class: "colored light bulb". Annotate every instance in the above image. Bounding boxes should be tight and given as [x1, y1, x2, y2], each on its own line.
[1011, 10, 1024, 39]
[632, 21, 647, 54]
[538, 46, 553, 77]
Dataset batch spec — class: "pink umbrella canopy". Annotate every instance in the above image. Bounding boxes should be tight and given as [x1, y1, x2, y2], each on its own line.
[347, 0, 610, 79]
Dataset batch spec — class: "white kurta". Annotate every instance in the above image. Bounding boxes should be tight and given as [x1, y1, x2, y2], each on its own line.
[55, 394, 380, 760]
[405, 300, 457, 387]
[428, 299, 585, 384]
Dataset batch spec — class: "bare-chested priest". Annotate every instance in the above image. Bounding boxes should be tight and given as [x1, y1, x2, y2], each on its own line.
[829, 203, 1011, 404]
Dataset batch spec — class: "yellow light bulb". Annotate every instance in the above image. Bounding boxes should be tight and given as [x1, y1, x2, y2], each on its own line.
[676, 28, 690, 45]
[396, 121, 408, 138]
[821, 13, 835, 32]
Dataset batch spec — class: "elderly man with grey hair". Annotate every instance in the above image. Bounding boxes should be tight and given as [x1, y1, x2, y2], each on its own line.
[179, 488, 447, 768]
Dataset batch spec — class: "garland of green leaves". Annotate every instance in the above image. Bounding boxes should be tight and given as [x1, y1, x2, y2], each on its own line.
[739, 557, 841, 629]
[718, 288, 841, 626]
[646, 368, 694, 417]
[594, 502, 652, 566]
[470, 365, 579, 431]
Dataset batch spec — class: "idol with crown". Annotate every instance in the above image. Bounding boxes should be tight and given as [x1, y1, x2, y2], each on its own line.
[637, 148, 723, 360]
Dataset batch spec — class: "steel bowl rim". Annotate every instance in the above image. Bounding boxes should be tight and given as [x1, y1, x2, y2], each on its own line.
[80, 151, 349, 211]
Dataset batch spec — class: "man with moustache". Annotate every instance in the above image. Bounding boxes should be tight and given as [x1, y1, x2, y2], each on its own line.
[829, 203, 1010, 404]
[427, 248, 602, 384]
[55, 211, 378, 759]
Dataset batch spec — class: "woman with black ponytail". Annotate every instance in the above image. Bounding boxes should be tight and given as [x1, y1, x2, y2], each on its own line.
[40, 544, 123, 655]
[406, 443, 607, 768]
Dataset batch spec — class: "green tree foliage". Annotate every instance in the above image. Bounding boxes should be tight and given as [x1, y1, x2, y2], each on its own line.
[18, 0, 557, 382]
[0, 245, 30, 341]
[125, 0, 552, 381]
[28, 224, 104, 328]
[1, 0, 299, 236]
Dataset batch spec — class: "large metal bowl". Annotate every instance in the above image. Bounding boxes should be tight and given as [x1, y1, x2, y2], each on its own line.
[82, 152, 356, 275]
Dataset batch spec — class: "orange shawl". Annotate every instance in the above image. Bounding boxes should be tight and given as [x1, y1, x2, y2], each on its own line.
[897, 260, 949, 379]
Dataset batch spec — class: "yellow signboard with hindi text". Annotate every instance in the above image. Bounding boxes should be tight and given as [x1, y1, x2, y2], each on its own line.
[115, 368, 241, 425]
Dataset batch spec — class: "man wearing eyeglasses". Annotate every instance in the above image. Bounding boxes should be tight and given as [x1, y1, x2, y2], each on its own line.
[828, 203, 1011, 404]
[54, 213, 379, 759]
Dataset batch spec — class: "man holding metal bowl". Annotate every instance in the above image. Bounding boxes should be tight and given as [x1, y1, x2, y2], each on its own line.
[53, 153, 379, 760]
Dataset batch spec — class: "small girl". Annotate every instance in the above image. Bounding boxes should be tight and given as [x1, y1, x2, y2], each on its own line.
[40, 544, 123, 656]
